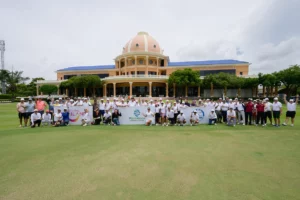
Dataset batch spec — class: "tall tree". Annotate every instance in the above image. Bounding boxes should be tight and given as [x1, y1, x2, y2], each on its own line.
[275, 65, 300, 96]
[6, 71, 30, 99]
[168, 69, 201, 96]
[40, 84, 58, 96]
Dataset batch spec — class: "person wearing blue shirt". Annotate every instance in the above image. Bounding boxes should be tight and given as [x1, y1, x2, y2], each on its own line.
[62, 108, 69, 126]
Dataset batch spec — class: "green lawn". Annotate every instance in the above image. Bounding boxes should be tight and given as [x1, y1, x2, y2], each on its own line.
[0, 103, 300, 200]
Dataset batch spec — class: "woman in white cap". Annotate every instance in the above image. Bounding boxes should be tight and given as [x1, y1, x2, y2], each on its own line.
[263, 98, 273, 125]
[81, 108, 90, 126]
[53, 108, 63, 127]
[103, 109, 112, 125]
[190, 110, 199, 126]
[143, 107, 154, 126]
[160, 102, 167, 126]
[42, 110, 52, 126]
[282, 94, 298, 127]
[176, 111, 186, 126]
[227, 107, 236, 126]
[16, 98, 26, 127]
[208, 109, 217, 125]
[31, 109, 42, 128]
[272, 97, 282, 127]
[166, 107, 175, 126]
[99, 99, 106, 119]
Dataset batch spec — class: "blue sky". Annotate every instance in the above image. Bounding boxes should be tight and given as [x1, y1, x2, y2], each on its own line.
[0, 0, 299, 79]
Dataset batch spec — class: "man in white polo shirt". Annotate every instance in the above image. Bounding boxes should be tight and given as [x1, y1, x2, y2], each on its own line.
[177, 111, 186, 126]
[264, 98, 273, 126]
[31, 109, 42, 128]
[272, 97, 282, 127]
[282, 94, 298, 127]
[190, 110, 199, 126]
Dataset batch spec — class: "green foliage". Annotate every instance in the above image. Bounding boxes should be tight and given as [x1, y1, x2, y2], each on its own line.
[60, 75, 102, 88]
[0, 69, 9, 82]
[274, 65, 300, 96]
[0, 94, 12, 99]
[40, 84, 58, 95]
[6, 71, 30, 98]
[168, 69, 201, 87]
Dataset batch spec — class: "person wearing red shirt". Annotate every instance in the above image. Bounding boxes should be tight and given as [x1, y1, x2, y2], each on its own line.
[256, 100, 265, 126]
[245, 98, 254, 125]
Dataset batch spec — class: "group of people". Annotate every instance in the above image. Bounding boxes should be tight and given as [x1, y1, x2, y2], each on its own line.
[16, 94, 298, 127]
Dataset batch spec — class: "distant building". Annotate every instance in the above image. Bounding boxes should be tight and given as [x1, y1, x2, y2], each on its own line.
[37, 32, 250, 97]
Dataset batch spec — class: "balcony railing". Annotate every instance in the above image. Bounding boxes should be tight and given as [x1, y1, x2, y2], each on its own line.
[102, 75, 169, 80]
[36, 80, 65, 84]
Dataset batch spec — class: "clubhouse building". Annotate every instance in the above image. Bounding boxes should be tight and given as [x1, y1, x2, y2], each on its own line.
[37, 32, 250, 98]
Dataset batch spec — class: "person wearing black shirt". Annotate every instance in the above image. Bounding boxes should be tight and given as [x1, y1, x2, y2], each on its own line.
[92, 106, 101, 125]
[112, 109, 122, 126]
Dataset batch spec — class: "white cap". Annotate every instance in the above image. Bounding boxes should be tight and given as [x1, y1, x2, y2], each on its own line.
[78, 97, 81, 99]
[265, 98, 269, 101]
[235, 98, 238, 100]
[193, 110, 197, 113]
[289, 99, 294, 102]
[150, 99, 153, 102]
[34, 109, 38, 112]
[274, 97, 278, 100]
[101, 99, 104, 101]
[121, 99, 124, 101]
[229, 99, 232, 101]
[211, 109, 215, 112]
[20, 98, 24, 101]
[107, 98, 110, 100]
[70, 99, 74, 102]
[198, 99, 202, 101]
[159, 98, 162, 100]
[219, 98, 222, 100]
[55, 100, 59, 102]
[59, 98, 62, 100]
[182, 101, 185, 104]
[207, 99, 210, 101]
[180, 111, 183, 114]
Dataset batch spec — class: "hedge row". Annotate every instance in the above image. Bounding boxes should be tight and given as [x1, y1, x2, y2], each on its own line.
[0, 94, 12, 99]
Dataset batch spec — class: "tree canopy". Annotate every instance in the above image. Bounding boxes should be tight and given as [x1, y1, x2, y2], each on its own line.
[60, 75, 102, 89]
[168, 68, 201, 87]
[40, 84, 58, 95]
[6, 71, 30, 98]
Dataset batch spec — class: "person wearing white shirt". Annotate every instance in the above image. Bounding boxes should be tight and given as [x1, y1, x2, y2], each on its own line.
[190, 110, 199, 126]
[237, 99, 245, 125]
[111, 99, 118, 110]
[31, 109, 41, 128]
[227, 107, 236, 126]
[160, 102, 167, 126]
[105, 99, 112, 111]
[103, 110, 112, 125]
[221, 100, 229, 123]
[143, 107, 154, 126]
[67, 100, 74, 108]
[148, 100, 156, 113]
[283, 94, 298, 127]
[128, 98, 137, 107]
[99, 99, 106, 117]
[141, 99, 148, 106]
[215, 98, 223, 123]
[264, 98, 273, 125]
[166, 108, 175, 126]
[166, 100, 171, 108]
[42, 110, 52, 126]
[272, 97, 282, 127]
[173, 102, 179, 120]
[177, 111, 186, 126]
[81, 109, 90, 126]
[117, 99, 128, 107]
[208, 109, 217, 125]
[206, 100, 215, 111]
[76, 97, 83, 106]
[53, 109, 63, 127]
[82, 98, 91, 107]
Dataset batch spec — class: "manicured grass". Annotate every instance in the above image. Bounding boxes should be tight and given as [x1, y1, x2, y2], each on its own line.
[0, 103, 300, 200]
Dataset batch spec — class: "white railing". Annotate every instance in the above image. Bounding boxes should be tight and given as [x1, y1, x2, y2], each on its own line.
[102, 75, 169, 80]
[36, 80, 65, 84]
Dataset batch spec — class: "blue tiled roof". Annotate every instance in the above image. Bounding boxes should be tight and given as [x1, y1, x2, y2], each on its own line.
[57, 65, 115, 71]
[168, 59, 249, 66]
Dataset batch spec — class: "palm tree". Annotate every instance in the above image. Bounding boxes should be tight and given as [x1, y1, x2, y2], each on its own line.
[0, 69, 9, 94]
[6, 70, 30, 98]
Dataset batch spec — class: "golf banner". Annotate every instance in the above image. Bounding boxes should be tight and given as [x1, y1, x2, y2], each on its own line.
[118, 106, 211, 125]
[54, 106, 211, 125]
[54, 106, 93, 125]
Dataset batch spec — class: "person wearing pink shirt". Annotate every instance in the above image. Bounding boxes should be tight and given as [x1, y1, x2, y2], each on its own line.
[36, 97, 47, 115]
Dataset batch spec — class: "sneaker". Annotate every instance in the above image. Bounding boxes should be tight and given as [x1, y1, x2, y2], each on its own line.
[282, 123, 287, 126]
[214, 123, 217, 125]
[190, 124, 192, 126]
[83, 123, 87, 126]
[243, 124, 245, 126]
[291, 124, 294, 127]
[262, 124, 265, 127]
[166, 124, 168, 126]
[180, 124, 183, 126]
[19, 125, 22, 128]
[233, 125, 236, 127]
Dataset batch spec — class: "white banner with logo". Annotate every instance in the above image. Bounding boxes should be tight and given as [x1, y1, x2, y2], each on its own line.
[118, 106, 210, 125]
[54, 106, 210, 125]
[54, 106, 93, 125]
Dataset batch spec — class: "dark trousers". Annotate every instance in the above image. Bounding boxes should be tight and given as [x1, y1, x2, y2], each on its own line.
[216, 111, 222, 122]
[155, 113, 160, 124]
[168, 117, 175, 125]
[245, 112, 252, 125]
[104, 118, 111, 124]
[209, 118, 217, 125]
[256, 112, 264, 125]
[31, 119, 41, 128]
[222, 111, 227, 123]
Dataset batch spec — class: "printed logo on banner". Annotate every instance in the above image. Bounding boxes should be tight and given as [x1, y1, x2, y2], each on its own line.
[134, 109, 140, 117]
[195, 108, 205, 121]
[70, 109, 84, 122]
[129, 109, 144, 121]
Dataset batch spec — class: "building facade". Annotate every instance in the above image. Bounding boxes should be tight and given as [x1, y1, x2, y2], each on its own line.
[37, 32, 250, 98]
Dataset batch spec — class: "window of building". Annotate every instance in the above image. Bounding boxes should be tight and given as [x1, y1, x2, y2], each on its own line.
[136, 43, 139, 47]
[132, 60, 135, 65]
[154, 45, 156, 48]
[139, 59, 144, 65]
[240, 72, 243, 75]
[149, 60, 153, 65]
[200, 69, 236, 76]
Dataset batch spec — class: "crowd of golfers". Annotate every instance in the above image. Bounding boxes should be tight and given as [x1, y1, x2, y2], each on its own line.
[16, 94, 298, 128]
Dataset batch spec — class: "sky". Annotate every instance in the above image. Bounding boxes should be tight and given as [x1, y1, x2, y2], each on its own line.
[0, 0, 299, 80]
